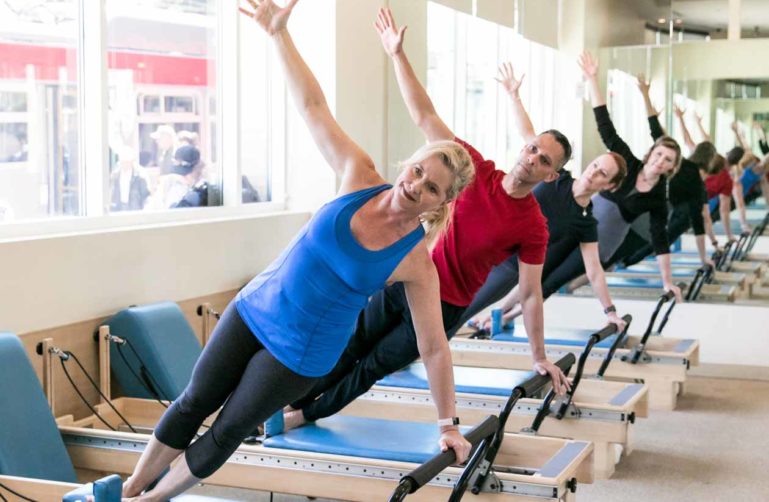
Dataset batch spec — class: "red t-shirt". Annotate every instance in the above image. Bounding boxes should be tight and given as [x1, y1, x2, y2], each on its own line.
[431, 138, 549, 307]
[705, 169, 733, 199]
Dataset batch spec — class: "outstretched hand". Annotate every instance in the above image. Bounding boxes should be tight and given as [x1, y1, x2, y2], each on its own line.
[577, 51, 599, 78]
[636, 74, 651, 95]
[496, 62, 525, 97]
[239, 0, 298, 35]
[674, 104, 686, 119]
[374, 7, 406, 57]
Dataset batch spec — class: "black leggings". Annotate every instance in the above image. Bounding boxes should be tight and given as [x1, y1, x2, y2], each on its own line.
[291, 283, 465, 422]
[457, 260, 519, 326]
[615, 204, 694, 267]
[154, 302, 316, 479]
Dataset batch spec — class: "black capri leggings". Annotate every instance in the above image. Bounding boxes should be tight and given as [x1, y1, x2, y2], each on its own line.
[154, 302, 316, 479]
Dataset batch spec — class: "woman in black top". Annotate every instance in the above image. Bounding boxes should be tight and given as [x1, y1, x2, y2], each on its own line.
[612, 78, 715, 268]
[534, 52, 683, 303]
[460, 63, 628, 331]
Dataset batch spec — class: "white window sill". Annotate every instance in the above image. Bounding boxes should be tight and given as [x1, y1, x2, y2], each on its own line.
[0, 201, 306, 244]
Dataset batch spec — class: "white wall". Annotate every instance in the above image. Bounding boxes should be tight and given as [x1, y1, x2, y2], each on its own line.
[544, 295, 769, 372]
[0, 212, 310, 333]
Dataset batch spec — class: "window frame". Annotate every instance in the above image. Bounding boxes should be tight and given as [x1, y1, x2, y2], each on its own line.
[0, 0, 288, 241]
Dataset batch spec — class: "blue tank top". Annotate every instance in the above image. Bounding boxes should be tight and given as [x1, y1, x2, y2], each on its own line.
[235, 184, 425, 377]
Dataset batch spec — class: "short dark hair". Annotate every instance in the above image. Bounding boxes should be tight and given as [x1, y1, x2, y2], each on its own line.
[541, 129, 572, 170]
[726, 146, 745, 166]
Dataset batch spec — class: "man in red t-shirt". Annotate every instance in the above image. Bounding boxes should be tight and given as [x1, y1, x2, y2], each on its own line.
[284, 8, 569, 430]
[703, 154, 736, 245]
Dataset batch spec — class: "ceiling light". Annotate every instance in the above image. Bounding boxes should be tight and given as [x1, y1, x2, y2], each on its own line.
[657, 17, 666, 24]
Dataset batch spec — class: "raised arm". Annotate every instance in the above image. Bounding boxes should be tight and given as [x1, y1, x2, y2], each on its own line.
[694, 113, 711, 143]
[675, 106, 696, 153]
[636, 74, 659, 117]
[732, 121, 749, 151]
[579, 51, 606, 108]
[496, 62, 536, 143]
[753, 123, 769, 155]
[241, 0, 377, 186]
[375, 8, 453, 142]
[579, 52, 638, 166]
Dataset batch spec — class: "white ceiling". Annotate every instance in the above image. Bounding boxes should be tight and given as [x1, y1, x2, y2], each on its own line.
[671, 0, 769, 36]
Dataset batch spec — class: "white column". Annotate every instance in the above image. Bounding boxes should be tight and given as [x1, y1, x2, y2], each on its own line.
[80, 0, 109, 217]
[728, 0, 741, 40]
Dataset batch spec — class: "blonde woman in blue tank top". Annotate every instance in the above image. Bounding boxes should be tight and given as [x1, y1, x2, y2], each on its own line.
[121, 1, 475, 500]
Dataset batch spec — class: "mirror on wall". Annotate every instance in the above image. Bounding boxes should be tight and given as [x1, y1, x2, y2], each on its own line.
[673, 77, 769, 154]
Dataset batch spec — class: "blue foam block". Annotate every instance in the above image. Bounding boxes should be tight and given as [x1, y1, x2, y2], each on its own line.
[378, 363, 535, 396]
[491, 326, 621, 349]
[62, 475, 122, 502]
[262, 415, 468, 464]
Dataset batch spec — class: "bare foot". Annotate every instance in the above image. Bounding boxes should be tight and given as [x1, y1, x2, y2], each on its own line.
[283, 409, 307, 431]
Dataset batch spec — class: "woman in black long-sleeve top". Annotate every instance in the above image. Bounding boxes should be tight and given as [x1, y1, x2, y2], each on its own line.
[538, 52, 683, 302]
[612, 78, 715, 268]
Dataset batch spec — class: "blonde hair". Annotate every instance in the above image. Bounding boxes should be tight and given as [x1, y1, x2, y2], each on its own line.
[397, 140, 475, 247]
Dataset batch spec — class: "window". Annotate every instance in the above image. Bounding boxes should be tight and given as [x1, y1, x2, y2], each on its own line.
[106, 0, 220, 213]
[427, 2, 583, 172]
[0, 1, 80, 222]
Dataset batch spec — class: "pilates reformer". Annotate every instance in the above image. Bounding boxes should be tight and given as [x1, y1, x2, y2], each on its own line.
[31, 309, 595, 501]
[451, 290, 698, 410]
[0, 332, 139, 502]
[194, 305, 646, 479]
[345, 316, 646, 479]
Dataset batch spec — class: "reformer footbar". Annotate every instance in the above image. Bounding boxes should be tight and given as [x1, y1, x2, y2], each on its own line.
[623, 289, 677, 365]
[524, 317, 631, 435]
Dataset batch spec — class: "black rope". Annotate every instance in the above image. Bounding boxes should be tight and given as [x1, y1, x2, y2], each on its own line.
[115, 343, 169, 409]
[123, 338, 173, 403]
[66, 351, 138, 434]
[59, 357, 118, 432]
[0, 482, 37, 502]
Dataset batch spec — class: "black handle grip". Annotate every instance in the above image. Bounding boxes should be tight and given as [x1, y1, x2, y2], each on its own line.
[515, 353, 576, 398]
[403, 415, 499, 490]
[662, 282, 685, 301]
[592, 316, 630, 344]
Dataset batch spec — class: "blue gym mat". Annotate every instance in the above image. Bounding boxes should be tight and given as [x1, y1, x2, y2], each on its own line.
[262, 415, 469, 463]
[378, 364, 535, 396]
[617, 265, 695, 277]
[490, 326, 621, 348]
[603, 276, 664, 289]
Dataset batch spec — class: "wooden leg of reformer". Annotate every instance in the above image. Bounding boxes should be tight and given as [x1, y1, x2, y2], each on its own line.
[41, 337, 54, 415]
[200, 302, 211, 346]
[645, 378, 678, 410]
[98, 325, 111, 402]
[592, 441, 616, 480]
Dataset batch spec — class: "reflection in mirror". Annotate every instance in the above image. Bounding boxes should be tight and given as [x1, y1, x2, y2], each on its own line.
[673, 78, 769, 156]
